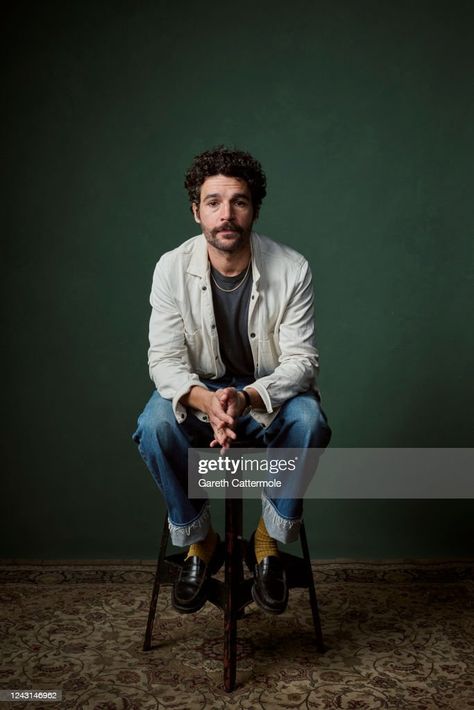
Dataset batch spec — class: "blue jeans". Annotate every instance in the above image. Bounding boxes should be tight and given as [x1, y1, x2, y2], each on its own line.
[132, 377, 331, 546]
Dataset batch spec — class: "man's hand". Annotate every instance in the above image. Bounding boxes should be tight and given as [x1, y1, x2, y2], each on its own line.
[207, 389, 240, 449]
[209, 387, 246, 450]
[180, 386, 240, 450]
[181, 385, 264, 451]
[217, 387, 246, 419]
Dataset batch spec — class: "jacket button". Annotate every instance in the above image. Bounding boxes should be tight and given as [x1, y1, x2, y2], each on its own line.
[250, 332, 256, 338]
[251, 295, 255, 300]
[211, 324, 216, 329]
[202, 285, 207, 291]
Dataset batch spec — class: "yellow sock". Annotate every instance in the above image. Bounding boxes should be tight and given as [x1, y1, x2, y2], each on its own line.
[254, 517, 278, 563]
[185, 526, 218, 564]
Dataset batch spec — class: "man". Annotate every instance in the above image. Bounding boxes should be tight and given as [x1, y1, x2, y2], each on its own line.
[133, 146, 331, 615]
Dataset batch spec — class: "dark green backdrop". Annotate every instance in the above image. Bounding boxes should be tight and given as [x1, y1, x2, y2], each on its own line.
[3, 0, 473, 559]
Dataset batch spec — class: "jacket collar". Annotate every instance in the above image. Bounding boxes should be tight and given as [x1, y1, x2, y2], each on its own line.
[187, 231, 261, 284]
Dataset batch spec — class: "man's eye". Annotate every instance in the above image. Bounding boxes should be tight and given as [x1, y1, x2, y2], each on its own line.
[235, 200, 248, 207]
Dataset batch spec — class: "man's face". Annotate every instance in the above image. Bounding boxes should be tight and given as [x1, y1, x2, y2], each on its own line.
[192, 174, 254, 254]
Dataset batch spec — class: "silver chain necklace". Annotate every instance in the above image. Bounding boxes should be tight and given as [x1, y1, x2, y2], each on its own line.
[210, 260, 251, 293]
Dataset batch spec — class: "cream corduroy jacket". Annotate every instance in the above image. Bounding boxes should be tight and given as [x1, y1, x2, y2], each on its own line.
[148, 232, 319, 427]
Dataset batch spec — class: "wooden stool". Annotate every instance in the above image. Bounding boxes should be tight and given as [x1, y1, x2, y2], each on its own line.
[143, 497, 325, 692]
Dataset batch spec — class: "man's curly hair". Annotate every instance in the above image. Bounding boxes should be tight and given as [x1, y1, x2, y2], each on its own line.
[184, 146, 267, 217]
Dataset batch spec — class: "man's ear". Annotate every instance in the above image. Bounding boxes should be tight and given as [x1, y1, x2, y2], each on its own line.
[192, 203, 200, 224]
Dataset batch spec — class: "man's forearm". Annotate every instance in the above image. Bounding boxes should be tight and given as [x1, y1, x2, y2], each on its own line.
[243, 386, 265, 411]
[180, 386, 213, 412]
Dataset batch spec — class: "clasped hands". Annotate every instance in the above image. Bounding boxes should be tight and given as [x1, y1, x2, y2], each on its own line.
[206, 387, 247, 451]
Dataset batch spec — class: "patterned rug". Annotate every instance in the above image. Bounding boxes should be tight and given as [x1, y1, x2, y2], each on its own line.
[1, 561, 474, 709]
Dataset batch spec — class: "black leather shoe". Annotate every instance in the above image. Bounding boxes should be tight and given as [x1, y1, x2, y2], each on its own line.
[245, 531, 289, 615]
[252, 555, 288, 615]
[172, 536, 223, 614]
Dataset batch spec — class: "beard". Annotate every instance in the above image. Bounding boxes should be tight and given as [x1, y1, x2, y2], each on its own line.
[203, 223, 252, 253]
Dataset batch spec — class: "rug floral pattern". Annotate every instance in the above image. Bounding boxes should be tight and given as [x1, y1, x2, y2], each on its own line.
[1, 562, 473, 709]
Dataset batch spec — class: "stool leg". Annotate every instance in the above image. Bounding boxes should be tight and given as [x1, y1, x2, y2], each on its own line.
[143, 515, 170, 651]
[224, 497, 242, 692]
[299, 521, 325, 652]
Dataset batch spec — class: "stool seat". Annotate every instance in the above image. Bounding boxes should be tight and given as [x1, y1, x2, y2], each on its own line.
[143, 497, 325, 692]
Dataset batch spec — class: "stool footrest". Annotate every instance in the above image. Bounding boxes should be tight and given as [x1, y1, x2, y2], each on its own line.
[280, 551, 315, 588]
[208, 577, 253, 612]
[155, 552, 186, 585]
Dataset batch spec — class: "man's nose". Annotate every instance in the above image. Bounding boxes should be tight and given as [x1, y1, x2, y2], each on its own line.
[220, 202, 234, 220]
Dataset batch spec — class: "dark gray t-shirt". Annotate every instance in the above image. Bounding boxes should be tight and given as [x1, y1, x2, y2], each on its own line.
[210, 264, 254, 377]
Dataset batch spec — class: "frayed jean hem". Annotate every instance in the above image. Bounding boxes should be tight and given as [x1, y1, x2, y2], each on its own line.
[168, 502, 211, 547]
[261, 493, 302, 544]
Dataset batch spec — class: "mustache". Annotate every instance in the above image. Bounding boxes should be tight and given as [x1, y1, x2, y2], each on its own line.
[212, 223, 243, 236]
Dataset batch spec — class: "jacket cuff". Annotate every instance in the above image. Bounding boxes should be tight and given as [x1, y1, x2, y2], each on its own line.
[244, 382, 273, 414]
[171, 380, 209, 423]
